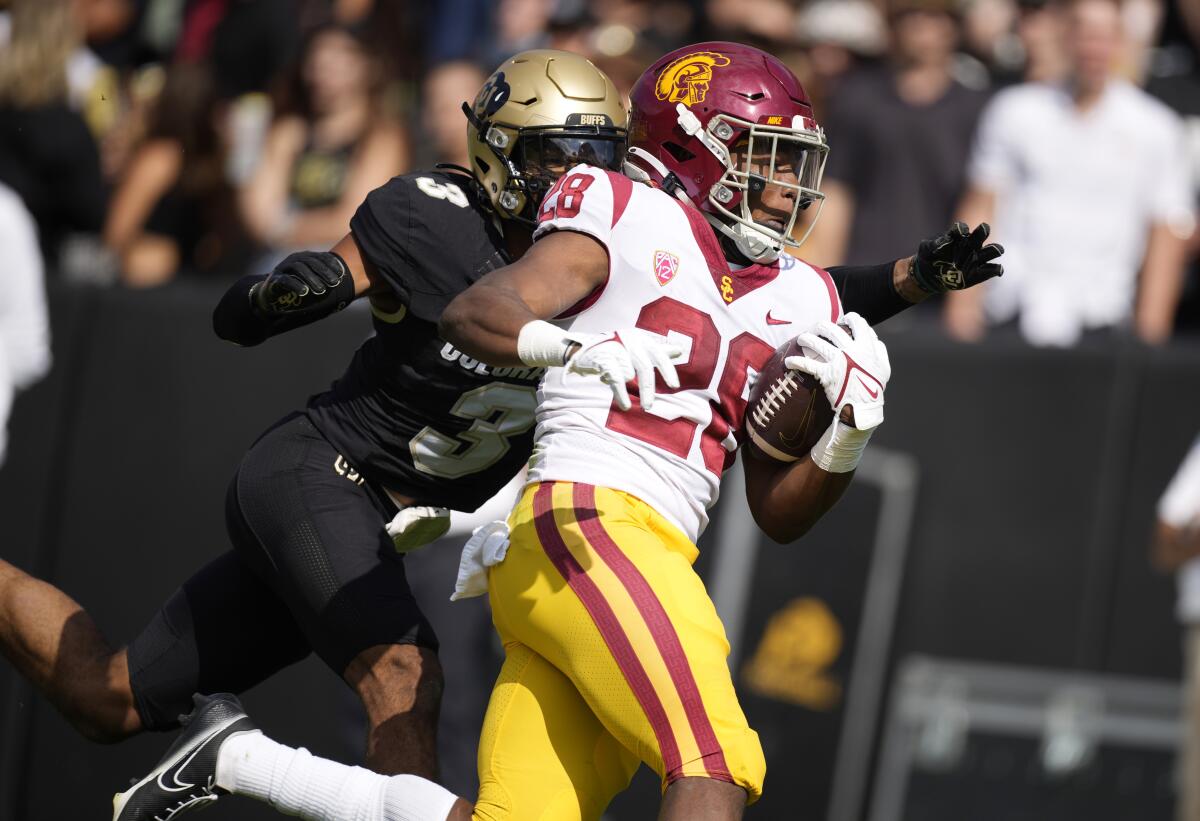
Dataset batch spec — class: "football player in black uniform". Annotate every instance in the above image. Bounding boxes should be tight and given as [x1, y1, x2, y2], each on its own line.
[0, 50, 630, 780]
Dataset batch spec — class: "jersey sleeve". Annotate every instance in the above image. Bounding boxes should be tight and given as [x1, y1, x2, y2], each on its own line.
[350, 173, 493, 323]
[350, 176, 421, 305]
[532, 164, 620, 250]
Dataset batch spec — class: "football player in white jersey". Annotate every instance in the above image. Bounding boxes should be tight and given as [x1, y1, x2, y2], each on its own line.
[437, 40, 892, 820]
[111, 41, 1005, 821]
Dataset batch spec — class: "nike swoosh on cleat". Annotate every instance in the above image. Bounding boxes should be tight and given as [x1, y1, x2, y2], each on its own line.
[766, 311, 791, 326]
[155, 729, 221, 793]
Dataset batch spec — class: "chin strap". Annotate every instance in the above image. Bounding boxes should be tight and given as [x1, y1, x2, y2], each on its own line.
[624, 147, 690, 201]
[703, 212, 780, 264]
[626, 144, 780, 264]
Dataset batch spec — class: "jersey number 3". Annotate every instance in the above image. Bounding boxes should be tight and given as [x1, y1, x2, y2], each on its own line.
[606, 297, 773, 476]
[409, 383, 536, 479]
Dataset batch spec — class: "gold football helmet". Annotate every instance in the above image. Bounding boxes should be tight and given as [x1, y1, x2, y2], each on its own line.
[464, 50, 627, 224]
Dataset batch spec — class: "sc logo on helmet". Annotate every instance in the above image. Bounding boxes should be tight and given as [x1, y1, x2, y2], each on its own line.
[654, 51, 731, 108]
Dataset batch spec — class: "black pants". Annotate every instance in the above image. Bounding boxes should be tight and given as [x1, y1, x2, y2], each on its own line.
[126, 413, 437, 730]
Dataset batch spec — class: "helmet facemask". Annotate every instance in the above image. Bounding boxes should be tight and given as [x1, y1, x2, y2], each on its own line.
[510, 127, 626, 220]
[464, 104, 626, 226]
[678, 104, 828, 263]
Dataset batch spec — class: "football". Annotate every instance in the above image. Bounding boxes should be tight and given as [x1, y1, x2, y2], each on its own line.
[745, 337, 834, 462]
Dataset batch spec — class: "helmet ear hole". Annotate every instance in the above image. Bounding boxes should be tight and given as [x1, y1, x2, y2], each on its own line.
[475, 156, 491, 175]
[663, 141, 695, 163]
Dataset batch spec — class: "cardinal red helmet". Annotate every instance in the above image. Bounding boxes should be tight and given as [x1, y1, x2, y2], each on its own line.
[626, 42, 828, 262]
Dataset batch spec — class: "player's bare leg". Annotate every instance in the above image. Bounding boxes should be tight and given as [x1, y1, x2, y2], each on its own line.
[344, 642, 444, 777]
[0, 558, 140, 742]
[659, 777, 747, 820]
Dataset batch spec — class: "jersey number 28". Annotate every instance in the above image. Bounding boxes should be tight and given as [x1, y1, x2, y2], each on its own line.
[606, 297, 773, 477]
[539, 173, 594, 222]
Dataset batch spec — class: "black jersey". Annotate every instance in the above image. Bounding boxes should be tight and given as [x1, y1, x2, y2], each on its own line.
[305, 170, 542, 512]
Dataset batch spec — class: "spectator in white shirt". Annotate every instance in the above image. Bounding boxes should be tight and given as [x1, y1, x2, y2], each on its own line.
[0, 181, 51, 465]
[1152, 436, 1200, 821]
[946, 0, 1196, 347]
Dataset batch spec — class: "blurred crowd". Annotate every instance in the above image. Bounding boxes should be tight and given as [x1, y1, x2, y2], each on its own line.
[0, 0, 1198, 346]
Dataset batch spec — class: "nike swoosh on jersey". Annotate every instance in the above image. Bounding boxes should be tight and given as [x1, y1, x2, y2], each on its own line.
[765, 311, 791, 326]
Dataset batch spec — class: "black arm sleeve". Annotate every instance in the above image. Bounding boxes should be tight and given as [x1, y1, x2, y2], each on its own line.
[212, 275, 330, 346]
[827, 261, 913, 325]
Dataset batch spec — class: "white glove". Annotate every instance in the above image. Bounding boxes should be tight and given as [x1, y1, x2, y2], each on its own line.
[385, 506, 451, 552]
[566, 329, 682, 411]
[785, 312, 891, 430]
[450, 520, 510, 601]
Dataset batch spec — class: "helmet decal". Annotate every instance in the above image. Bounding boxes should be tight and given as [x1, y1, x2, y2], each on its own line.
[474, 71, 511, 118]
[629, 42, 828, 262]
[654, 51, 731, 108]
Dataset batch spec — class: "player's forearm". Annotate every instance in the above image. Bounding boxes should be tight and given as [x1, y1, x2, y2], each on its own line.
[744, 450, 854, 543]
[212, 275, 288, 346]
[441, 231, 610, 367]
[440, 283, 543, 367]
[213, 247, 362, 346]
[212, 275, 353, 347]
[827, 258, 921, 325]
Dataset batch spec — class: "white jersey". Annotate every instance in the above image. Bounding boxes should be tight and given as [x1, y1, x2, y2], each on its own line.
[527, 164, 843, 542]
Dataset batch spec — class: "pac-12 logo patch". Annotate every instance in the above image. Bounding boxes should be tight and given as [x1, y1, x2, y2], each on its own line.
[655, 51, 731, 107]
[653, 250, 679, 286]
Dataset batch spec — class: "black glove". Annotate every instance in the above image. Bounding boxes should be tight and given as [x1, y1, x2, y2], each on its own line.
[910, 222, 1004, 294]
[252, 250, 350, 315]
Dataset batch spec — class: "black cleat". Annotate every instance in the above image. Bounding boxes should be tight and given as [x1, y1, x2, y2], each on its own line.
[112, 693, 258, 820]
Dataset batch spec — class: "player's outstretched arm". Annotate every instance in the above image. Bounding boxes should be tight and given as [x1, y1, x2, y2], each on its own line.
[439, 229, 609, 367]
[212, 233, 383, 346]
[827, 222, 1004, 325]
[745, 312, 891, 543]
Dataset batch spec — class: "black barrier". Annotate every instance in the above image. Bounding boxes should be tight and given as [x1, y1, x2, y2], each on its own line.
[1, 284, 1198, 820]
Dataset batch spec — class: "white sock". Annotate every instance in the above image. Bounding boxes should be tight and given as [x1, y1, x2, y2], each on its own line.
[215, 731, 459, 821]
[381, 774, 461, 821]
